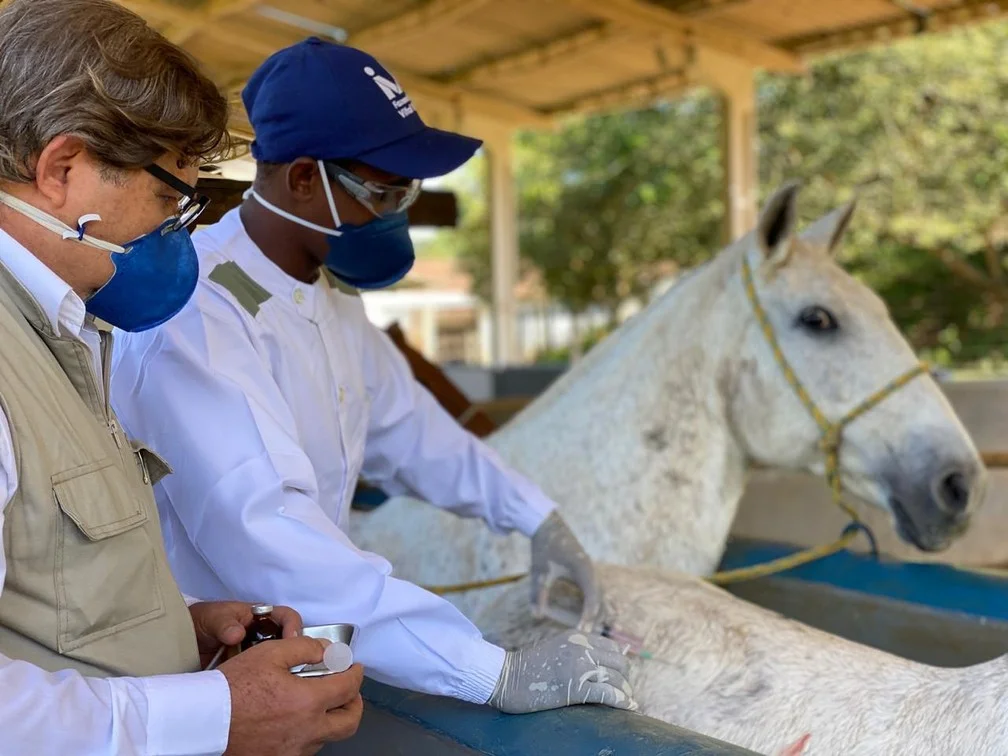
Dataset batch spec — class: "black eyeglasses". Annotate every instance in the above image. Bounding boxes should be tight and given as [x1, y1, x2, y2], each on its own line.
[145, 164, 210, 231]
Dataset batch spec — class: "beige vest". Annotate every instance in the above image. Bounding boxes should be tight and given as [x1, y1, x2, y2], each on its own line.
[0, 261, 199, 677]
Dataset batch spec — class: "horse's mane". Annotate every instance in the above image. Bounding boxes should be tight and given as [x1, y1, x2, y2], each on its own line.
[496, 262, 713, 431]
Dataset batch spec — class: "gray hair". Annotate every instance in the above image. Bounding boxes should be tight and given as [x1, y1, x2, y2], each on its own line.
[0, 0, 232, 182]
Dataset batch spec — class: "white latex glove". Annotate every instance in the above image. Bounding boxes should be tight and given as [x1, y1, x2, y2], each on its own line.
[530, 511, 600, 631]
[488, 631, 636, 714]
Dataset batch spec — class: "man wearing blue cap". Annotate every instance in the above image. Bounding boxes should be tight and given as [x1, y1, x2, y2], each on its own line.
[110, 37, 636, 714]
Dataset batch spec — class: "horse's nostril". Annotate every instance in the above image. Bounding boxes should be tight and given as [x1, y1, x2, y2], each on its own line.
[939, 471, 971, 514]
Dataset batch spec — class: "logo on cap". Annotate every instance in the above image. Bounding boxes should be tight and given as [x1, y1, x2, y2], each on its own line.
[364, 66, 415, 119]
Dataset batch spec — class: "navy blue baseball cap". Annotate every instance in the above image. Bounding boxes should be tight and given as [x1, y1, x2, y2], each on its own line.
[242, 37, 482, 179]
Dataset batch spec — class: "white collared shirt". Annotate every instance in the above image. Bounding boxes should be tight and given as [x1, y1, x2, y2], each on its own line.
[110, 207, 556, 704]
[0, 228, 231, 756]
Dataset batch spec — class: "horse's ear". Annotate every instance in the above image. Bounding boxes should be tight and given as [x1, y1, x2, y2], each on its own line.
[801, 199, 857, 256]
[756, 181, 801, 267]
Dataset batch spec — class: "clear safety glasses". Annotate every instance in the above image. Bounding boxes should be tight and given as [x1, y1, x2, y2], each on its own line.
[323, 162, 421, 218]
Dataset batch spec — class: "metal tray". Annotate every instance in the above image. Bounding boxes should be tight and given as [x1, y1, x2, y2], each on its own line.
[292, 623, 359, 677]
[204, 622, 359, 676]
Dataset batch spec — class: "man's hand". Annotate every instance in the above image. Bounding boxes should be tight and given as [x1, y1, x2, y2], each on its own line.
[488, 631, 636, 714]
[530, 511, 600, 631]
[189, 601, 302, 669]
[220, 637, 364, 756]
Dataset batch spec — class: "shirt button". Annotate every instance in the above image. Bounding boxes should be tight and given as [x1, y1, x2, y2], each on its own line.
[293, 288, 305, 305]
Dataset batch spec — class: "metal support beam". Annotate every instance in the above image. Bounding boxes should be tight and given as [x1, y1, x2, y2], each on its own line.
[349, 0, 492, 49]
[486, 132, 519, 365]
[552, 0, 804, 73]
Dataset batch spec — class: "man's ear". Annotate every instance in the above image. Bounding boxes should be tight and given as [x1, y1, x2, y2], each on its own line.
[33, 134, 88, 209]
[285, 158, 319, 202]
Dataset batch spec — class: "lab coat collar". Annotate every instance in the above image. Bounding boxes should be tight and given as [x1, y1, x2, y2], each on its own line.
[215, 207, 325, 323]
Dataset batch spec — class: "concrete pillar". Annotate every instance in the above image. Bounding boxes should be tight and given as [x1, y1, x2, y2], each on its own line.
[419, 305, 438, 361]
[720, 79, 758, 242]
[477, 305, 494, 366]
[485, 130, 519, 365]
[697, 49, 759, 243]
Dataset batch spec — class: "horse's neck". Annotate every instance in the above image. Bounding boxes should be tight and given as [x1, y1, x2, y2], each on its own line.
[489, 248, 752, 573]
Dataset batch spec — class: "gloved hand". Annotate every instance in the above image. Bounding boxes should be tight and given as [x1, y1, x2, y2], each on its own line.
[488, 631, 637, 714]
[530, 511, 599, 631]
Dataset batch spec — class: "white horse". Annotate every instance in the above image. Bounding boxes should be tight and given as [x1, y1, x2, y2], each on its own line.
[352, 181, 984, 618]
[351, 183, 998, 754]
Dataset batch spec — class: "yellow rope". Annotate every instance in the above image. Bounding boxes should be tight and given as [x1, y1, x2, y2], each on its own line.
[426, 572, 527, 595]
[706, 528, 860, 585]
[423, 254, 929, 596]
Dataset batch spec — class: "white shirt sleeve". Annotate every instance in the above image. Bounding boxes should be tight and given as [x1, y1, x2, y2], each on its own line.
[0, 407, 232, 756]
[355, 312, 555, 537]
[110, 296, 506, 705]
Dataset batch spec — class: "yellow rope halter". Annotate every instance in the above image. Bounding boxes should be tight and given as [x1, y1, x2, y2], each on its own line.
[424, 253, 929, 595]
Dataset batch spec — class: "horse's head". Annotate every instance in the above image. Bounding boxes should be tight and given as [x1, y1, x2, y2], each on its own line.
[728, 182, 985, 552]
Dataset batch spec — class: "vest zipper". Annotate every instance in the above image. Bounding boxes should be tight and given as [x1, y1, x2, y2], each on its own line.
[99, 330, 121, 449]
[98, 330, 150, 486]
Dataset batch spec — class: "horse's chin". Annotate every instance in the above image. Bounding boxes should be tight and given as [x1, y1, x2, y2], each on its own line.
[889, 497, 969, 553]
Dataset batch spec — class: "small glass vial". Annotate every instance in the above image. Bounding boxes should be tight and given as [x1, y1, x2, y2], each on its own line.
[241, 603, 282, 651]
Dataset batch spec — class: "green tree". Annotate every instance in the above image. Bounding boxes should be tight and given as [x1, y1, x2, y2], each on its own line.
[756, 22, 1008, 364]
[427, 100, 726, 319]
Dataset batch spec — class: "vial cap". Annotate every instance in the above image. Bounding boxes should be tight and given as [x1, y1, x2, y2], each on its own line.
[323, 641, 354, 673]
[251, 603, 274, 616]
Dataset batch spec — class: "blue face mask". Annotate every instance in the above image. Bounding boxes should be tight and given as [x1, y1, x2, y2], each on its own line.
[0, 191, 199, 332]
[323, 212, 414, 291]
[246, 159, 415, 290]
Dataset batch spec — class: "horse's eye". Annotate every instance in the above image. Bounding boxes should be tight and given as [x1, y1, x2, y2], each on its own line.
[797, 306, 838, 333]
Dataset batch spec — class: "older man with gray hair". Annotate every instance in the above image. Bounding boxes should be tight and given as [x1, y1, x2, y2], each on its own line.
[0, 0, 362, 753]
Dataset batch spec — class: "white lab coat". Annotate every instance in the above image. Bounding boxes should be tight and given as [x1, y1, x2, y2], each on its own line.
[110, 207, 556, 704]
[0, 229, 231, 756]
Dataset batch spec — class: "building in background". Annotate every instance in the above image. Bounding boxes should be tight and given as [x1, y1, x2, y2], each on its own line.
[362, 254, 629, 366]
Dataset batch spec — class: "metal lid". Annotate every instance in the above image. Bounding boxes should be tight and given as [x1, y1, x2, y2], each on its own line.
[251, 603, 274, 616]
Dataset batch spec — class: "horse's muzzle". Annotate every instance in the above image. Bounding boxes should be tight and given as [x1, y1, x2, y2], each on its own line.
[886, 461, 983, 552]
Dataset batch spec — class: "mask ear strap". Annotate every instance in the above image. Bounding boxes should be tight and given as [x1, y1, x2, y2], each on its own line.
[316, 159, 344, 230]
[72, 214, 102, 240]
[243, 187, 343, 238]
[0, 190, 124, 254]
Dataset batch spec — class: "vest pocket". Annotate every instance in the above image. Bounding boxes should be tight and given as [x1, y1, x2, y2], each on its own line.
[52, 458, 166, 652]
